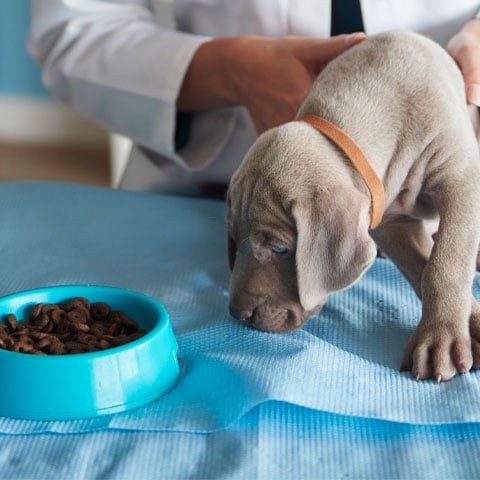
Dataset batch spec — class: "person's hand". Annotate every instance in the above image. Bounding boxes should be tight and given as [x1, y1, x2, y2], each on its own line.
[178, 33, 366, 133]
[447, 19, 480, 106]
[225, 33, 366, 133]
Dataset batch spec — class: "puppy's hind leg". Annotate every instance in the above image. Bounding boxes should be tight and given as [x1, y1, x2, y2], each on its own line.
[370, 215, 433, 300]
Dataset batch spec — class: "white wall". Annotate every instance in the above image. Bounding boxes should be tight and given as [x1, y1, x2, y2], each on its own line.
[0, 1, 108, 149]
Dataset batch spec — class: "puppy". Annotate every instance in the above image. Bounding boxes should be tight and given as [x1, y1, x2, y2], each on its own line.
[226, 31, 480, 382]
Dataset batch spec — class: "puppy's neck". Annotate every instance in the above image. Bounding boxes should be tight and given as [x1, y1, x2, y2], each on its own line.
[286, 120, 374, 201]
[295, 115, 384, 229]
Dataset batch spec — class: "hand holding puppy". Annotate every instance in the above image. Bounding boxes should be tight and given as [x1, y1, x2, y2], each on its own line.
[178, 33, 366, 133]
[447, 19, 480, 106]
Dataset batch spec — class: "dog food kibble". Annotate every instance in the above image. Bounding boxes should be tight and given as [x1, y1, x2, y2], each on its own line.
[0, 297, 147, 355]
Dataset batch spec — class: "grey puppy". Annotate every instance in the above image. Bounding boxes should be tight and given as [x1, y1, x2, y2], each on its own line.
[227, 31, 480, 382]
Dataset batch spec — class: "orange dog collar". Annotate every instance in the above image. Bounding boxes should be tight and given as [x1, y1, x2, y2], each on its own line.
[296, 114, 384, 229]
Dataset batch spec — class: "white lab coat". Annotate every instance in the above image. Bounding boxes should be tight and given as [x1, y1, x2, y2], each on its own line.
[29, 0, 480, 193]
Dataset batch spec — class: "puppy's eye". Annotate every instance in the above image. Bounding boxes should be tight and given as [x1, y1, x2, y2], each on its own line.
[271, 246, 289, 255]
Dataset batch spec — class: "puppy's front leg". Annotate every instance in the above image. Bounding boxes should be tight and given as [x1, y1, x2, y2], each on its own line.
[372, 201, 480, 381]
[401, 177, 480, 382]
[370, 217, 461, 381]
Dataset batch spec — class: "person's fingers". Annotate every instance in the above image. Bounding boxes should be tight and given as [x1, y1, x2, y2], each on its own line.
[245, 33, 366, 133]
[447, 31, 480, 106]
[467, 83, 480, 106]
[295, 32, 366, 74]
[345, 32, 367, 47]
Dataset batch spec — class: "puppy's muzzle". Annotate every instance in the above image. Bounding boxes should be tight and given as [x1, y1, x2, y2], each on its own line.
[229, 294, 311, 333]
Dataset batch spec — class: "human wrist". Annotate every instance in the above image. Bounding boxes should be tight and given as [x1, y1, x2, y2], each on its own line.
[177, 36, 253, 111]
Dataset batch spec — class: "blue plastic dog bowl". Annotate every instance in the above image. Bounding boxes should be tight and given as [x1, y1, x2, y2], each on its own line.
[0, 285, 179, 420]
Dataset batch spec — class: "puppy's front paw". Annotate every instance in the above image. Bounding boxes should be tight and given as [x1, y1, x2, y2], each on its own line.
[401, 323, 472, 383]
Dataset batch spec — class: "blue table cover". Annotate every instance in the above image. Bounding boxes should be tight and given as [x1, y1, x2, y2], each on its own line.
[0, 181, 479, 479]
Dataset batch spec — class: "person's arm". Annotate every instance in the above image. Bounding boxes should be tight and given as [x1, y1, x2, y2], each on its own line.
[28, 0, 210, 157]
[447, 18, 480, 106]
[29, 0, 364, 156]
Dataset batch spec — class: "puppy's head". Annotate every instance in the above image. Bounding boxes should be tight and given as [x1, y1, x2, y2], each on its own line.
[227, 123, 377, 332]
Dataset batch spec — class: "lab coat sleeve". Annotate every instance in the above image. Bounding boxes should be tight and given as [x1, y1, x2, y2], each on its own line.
[28, 0, 211, 163]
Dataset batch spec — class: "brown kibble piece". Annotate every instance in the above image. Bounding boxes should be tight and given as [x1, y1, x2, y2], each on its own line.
[98, 339, 112, 349]
[111, 334, 130, 346]
[30, 303, 43, 320]
[36, 337, 52, 350]
[49, 343, 67, 355]
[66, 297, 90, 311]
[0, 323, 9, 336]
[41, 303, 58, 315]
[117, 312, 139, 330]
[3, 337, 15, 350]
[17, 335, 34, 346]
[71, 321, 90, 333]
[91, 302, 110, 321]
[76, 332, 96, 344]
[50, 309, 67, 324]
[5, 314, 17, 332]
[90, 322, 106, 338]
[29, 331, 49, 340]
[107, 322, 121, 336]
[67, 309, 89, 324]
[33, 314, 50, 330]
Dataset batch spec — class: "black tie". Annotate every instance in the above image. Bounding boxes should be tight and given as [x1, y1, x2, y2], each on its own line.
[331, 0, 365, 35]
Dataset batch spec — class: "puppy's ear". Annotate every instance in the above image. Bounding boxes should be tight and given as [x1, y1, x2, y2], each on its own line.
[293, 190, 377, 311]
[226, 189, 237, 271]
[228, 233, 237, 270]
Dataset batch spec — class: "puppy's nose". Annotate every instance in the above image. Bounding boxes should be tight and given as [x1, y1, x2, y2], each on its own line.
[229, 305, 253, 321]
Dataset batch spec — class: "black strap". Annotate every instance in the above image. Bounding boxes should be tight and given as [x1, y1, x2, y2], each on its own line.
[175, 112, 192, 151]
[331, 0, 364, 35]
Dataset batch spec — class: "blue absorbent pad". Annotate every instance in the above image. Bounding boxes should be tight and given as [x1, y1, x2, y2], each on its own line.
[0, 181, 480, 436]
